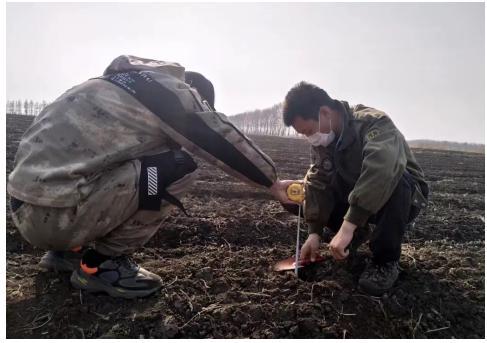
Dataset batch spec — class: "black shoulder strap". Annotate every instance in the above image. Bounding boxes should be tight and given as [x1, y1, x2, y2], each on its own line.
[160, 189, 190, 216]
[98, 71, 273, 188]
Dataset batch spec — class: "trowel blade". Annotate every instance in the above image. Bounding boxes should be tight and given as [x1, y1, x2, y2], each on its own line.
[273, 255, 325, 272]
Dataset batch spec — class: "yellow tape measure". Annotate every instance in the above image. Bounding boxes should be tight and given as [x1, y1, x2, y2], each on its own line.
[287, 183, 305, 203]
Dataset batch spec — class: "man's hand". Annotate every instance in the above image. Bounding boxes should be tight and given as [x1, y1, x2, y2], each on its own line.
[299, 233, 321, 262]
[329, 220, 357, 260]
[270, 179, 302, 204]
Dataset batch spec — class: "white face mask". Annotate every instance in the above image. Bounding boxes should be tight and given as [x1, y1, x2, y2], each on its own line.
[307, 114, 335, 147]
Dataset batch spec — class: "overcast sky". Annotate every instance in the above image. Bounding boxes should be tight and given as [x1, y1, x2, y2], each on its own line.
[6, 2, 485, 143]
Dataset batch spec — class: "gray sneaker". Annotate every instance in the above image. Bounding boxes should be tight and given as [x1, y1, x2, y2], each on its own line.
[38, 250, 84, 272]
[71, 255, 163, 299]
[358, 260, 399, 296]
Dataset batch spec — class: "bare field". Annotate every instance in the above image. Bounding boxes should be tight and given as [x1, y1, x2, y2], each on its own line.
[6, 114, 485, 338]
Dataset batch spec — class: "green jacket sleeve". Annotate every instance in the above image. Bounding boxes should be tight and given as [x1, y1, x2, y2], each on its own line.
[344, 116, 407, 226]
[304, 147, 336, 237]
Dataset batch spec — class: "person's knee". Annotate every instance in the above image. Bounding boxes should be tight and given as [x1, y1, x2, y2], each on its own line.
[12, 203, 84, 251]
[17, 223, 77, 251]
[166, 169, 198, 197]
[11, 203, 46, 248]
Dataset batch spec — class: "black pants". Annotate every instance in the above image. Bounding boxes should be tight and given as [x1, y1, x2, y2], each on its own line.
[327, 173, 421, 265]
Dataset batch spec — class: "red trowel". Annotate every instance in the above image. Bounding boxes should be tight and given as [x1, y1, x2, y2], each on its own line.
[273, 255, 326, 272]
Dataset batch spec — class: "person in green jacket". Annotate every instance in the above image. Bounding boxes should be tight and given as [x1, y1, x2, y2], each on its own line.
[282, 81, 429, 296]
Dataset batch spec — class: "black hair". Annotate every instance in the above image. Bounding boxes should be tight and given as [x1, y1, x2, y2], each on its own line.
[185, 71, 215, 109]
[282, 81, 337, 126]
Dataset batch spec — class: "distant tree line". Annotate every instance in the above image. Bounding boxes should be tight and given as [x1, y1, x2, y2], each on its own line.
[230, 103, 299, 137]
[229, 103, 484, 154]
[7, 99, 484, 154]
[408, 140, 484, 154]
[6, 99, 50, 116]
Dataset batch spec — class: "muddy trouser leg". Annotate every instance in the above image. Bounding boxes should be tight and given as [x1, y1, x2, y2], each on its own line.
[11, 159, 196, 255]
[10, 161, 143, 251]
[367, 173, 415, 265]
[94, 169, 197, 256]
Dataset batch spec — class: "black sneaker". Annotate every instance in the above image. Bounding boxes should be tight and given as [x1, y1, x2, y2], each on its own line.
[38, 249, 84, 272]
[358, 260, 400, 296]
[70, 251, 163, 299]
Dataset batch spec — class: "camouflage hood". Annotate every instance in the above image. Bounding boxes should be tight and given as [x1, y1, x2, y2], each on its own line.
[103, 55, 185, 80]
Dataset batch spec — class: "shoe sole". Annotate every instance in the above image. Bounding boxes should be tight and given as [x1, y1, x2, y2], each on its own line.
[70, 269, 162, 299]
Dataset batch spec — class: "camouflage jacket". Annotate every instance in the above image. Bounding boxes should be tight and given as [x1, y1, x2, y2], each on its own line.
[7, 56, 277, 207]
[305, 101, 428, 233]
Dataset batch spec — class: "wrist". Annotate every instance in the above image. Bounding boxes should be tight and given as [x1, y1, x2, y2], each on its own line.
[269, 179, 279, 190]
[341, 220, 357, 234]
[309, 233, 321, 241]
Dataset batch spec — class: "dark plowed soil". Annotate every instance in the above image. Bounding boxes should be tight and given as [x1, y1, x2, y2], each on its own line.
[6, 114, 485, 338]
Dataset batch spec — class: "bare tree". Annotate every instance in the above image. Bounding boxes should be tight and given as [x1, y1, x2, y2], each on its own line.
[230, 103, 298, 137]
[6, 100, 15, 114]
[6, 99, 51, 115]
[16, 100, 22, 114]
[23, 100, 29, 115]
[29, 100, 34, 115]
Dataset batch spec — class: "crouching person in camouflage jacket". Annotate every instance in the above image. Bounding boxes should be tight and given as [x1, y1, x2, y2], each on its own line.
[8, 55, 294, 299]
[282, 82, 429, 296]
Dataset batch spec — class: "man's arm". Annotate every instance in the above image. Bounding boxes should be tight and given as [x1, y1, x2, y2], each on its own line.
[299, 153, 337, 261]
[344, 115, 408, 227]
[100, 70, 290, 202]
[303, 147, 336, 237]
[156, 110, 297, 203]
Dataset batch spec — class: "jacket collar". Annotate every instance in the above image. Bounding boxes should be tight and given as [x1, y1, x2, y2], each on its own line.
[335, 101, 356, 152]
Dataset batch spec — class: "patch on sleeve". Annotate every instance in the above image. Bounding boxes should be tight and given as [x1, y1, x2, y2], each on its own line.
[366, 129, 380, 141]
